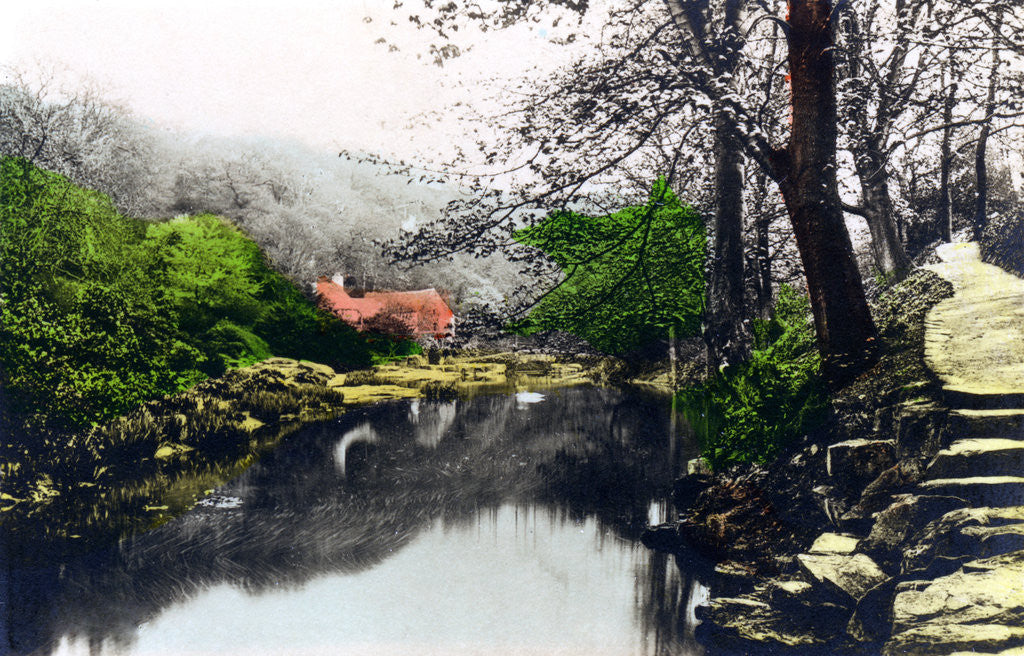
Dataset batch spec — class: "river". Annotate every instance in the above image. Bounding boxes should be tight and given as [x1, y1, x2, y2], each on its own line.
[3, 386, 710, 656]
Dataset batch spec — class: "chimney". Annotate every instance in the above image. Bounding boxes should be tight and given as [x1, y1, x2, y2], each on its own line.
[332, 273, 345, 288]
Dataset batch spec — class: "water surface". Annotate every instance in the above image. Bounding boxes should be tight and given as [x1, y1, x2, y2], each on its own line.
[4, 386, 710, 656]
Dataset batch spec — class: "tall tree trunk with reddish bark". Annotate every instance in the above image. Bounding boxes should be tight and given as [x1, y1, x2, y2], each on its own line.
[778, 0, 877, 383]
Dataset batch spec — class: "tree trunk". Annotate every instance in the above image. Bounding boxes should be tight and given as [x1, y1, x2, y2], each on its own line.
[706, 108, 749, 367]
[937, 64, 957, 243]
[856, 162, 912, 275]
[781, 0, 877, 384]
[752, 170, 774, 320]
[704, 0, 749, 369]
[972, 32, 1001, 241]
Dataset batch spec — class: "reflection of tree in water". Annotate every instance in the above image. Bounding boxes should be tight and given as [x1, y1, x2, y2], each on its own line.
[4, 387, 704, 656]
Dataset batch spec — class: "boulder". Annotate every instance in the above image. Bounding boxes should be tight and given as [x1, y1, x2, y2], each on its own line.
[697, 590, 849, 653]
[859, 495, 967, 569]
[640, 523, 681, 553]
[687, 457, 712, 477]
[885, 551, 1024, 655]
[902, 506, 1024, 574]
[827, 439, 898, 490]
[853, 459, 926, 515]
[796, 553, 889, 605]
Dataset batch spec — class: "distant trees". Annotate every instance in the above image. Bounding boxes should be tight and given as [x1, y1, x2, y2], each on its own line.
[0, 66, 157, 215]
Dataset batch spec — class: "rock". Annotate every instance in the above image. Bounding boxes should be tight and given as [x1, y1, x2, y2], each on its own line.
[927, 438, 1024, 479]
[640, 523, 680, 553]
[853, 459, 926, 515]
[154, 443, 194, 460]
[827, 439, 898, 490]
[687, 457, 712, 477]
[712, 560, 757, 597]
[859, 495, 967, 569]
[809, 532, 859, 555]
[918, 476, 1024, 507]
[796, 553, 889, 604]
[894, 400, 950, 459]
[697, 591, 849, 652]
[811, 485, 850, 527]
[885, 551, 1024, 655]
[672, 474, 711, 510]
[950, 408, 1024, 439]
[847, 576, 906, 644]
[297, 359, 336, 377]
[902, 506, 1024, 574]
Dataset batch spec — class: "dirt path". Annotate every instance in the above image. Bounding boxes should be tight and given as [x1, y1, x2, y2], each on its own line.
[924, 242, 1024, 405]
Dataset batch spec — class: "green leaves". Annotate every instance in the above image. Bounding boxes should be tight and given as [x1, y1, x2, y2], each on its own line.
[512, 178, 706, 355]
[1, 157, 373, 434]
[679, 285, 826, 470]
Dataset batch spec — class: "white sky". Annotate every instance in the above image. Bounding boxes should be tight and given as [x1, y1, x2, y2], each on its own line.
[0, 0, 582, 160]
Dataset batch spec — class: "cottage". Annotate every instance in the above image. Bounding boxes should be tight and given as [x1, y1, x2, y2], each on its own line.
[316, 275, 455, 338]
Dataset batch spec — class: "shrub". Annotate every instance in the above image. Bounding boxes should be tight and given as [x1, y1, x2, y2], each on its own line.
[1, 157, 373, 433]
[678, 286, 826, 470]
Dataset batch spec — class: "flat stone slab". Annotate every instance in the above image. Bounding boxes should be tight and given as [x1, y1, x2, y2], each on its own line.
[951, 408, 1024, 438]
[886, 550, 1024, 656]
[919, 477, 1024, 507]
[924, 242, 1024, 405]
[796, 553, 888, 603]
[928, 439, 1024, 479]
[808, 532, 859, 554]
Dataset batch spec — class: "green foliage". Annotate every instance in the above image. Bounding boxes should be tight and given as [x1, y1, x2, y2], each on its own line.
[145, 214, 265, 331]
[512, 178, 706, 356]
[0, 157, 372, 433]
[678, 286, 827, 470]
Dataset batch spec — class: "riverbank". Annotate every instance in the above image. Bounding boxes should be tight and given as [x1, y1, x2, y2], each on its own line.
[1, 351, 614, 560]
[646, 266, 968, 653]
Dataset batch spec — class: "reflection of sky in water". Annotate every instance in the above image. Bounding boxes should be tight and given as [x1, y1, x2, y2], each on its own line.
[52, 505, 699, 656]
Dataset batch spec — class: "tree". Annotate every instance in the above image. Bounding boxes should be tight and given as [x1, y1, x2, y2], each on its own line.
[511, 178, 705, 356]
[387, 0, 878, 383]
[0, 66, 157, 216]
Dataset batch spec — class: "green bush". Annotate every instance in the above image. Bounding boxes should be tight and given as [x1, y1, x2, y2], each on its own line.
[678, 285, 826, 470]
[1, 157, 373, 433]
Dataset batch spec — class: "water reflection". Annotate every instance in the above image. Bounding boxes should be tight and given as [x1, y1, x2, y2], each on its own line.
[3, 386, 709, 656]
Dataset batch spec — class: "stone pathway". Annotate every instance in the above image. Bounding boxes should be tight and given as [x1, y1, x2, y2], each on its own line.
[881, 243, 1024, 654]
[685, 243, 1024, 654]
[924, 242, 1024, 405]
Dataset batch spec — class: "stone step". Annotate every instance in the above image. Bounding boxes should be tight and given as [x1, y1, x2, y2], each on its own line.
[951, 408, 1024, 438]
[918, 476, 1024, 507]
[927, 439, 1024, 479]
[943, 386, 1024, 410]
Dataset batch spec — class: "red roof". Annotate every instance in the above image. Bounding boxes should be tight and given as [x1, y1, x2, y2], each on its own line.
[316, 279, 454, 337]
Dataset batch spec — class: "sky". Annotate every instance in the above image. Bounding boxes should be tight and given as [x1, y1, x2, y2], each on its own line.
[0, 0, 584, 161]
